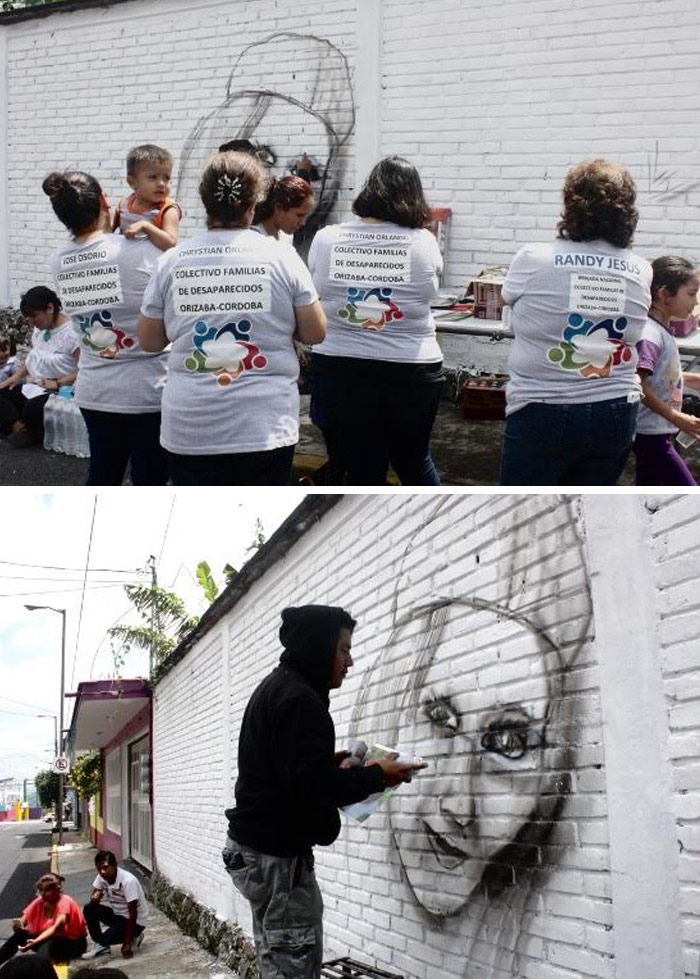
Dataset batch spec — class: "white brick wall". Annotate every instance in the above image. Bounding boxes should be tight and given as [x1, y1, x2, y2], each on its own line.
[2, 0, 700, 304]
[647, 495, 700, 979]
[150, 493, 697, 978]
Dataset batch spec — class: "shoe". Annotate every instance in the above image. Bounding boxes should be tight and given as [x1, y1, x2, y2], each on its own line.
[135, 933, 144, 950]
[81, 944, 110, 960]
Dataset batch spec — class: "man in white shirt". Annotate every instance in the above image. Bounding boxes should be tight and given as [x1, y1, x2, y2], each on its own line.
[82, 850, 148, 960]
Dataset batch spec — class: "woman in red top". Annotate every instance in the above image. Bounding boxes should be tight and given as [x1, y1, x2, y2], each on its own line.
[0, 873, 87, 967]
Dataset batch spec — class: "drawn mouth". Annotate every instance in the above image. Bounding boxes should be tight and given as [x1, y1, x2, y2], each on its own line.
[423, 821, 472, 870]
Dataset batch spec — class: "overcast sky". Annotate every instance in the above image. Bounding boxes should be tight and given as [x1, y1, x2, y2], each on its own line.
[0, 488, 306, 784]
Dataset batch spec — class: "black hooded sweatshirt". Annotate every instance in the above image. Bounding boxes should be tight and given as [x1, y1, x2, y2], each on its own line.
[226, 605, 385, 856]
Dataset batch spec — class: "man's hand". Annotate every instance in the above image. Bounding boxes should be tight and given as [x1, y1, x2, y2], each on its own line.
[370, 757, 428, 787]
[334, 750, 351, 766]
[89, 888, 103, 904]
[121, 941, 133, 959]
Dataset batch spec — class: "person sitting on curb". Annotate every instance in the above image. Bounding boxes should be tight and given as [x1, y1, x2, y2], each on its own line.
[81, 851, 147, 961]
[0, 873, 87, 969]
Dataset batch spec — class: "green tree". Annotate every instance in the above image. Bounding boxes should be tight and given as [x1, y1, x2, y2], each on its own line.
[109, 584, 199, 676]
[35, 770, 60, 810]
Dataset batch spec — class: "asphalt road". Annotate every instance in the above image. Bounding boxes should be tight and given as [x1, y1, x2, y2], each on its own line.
[0, 820, 52, 945]
[0, 438, 88, 486]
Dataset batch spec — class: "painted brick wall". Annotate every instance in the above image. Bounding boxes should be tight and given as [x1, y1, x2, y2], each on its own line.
[152, 494, 644, 978]
[647, 494, 700, 979]
[2, 0, 700, 304]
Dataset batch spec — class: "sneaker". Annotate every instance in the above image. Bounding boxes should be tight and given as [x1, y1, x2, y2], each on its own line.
[135, 933, 144, 950]
[81, 944, 110, 960]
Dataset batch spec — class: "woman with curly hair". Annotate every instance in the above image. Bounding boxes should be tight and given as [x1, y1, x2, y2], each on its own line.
[500, 158, 652, 485]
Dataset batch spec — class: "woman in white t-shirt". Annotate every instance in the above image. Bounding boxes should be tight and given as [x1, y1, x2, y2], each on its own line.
[500, 159, 652, 486]
[138, 150, 326, 486]
[0, 286, 79, 448]
[43, 170, 168, 485]
[308, 156, 443, 486]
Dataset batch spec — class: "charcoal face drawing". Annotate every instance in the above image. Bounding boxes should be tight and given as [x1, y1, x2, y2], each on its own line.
[349, 497, 593, 976]
[177, 32, 355, 257]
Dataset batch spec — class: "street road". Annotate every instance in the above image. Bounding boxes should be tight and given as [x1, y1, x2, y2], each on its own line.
[0, 820, 51, 947]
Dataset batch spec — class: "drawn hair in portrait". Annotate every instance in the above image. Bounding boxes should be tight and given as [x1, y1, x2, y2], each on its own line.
[177, 31, 355, 257]
[349, 496, 595, 977]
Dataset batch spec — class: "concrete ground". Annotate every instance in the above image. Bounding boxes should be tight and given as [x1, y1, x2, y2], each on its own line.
[53, 834, 234, 979]
[2, 392, 700, 486]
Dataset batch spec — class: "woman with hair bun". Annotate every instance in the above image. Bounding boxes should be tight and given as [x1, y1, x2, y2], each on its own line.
[308, 155, 444, 486]
[252, 175, 316, 241]
[500, 158, 653, 486]
[137, 150, 326, 486]
[43, 170, 168, 484]
[0, 286, 79, 448]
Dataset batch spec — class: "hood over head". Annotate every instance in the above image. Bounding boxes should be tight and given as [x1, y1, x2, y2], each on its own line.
[279, 604, 356, 693]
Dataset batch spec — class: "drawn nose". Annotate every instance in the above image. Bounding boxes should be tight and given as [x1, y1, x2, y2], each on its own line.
[439, 752, 476, 831]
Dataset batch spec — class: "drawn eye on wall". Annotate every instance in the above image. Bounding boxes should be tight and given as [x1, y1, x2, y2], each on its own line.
[177, 31, 356, 257]
[348, 496, 593, 974]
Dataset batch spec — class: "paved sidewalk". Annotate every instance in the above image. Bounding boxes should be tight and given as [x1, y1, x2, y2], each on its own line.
[53, 834, 235, 979]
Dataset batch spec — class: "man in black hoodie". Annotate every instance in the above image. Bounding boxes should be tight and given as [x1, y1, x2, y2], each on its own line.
[223, 605, 425, 979]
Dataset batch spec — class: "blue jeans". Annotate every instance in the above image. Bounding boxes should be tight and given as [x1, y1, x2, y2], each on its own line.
[500, 397, 638, 486]
[80, 409, 169, 486]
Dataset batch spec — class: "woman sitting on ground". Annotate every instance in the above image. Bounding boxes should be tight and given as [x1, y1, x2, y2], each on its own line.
[0, 873, 87, 967]
[0, 287, 79, 448]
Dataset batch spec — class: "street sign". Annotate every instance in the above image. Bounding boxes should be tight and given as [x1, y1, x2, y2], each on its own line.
[52, 756, 70, 774]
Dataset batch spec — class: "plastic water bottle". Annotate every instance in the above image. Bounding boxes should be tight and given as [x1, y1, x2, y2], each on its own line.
[54, 387, 71, 453]
[43, 394, 58, 452]
[58, 387, 90, 458]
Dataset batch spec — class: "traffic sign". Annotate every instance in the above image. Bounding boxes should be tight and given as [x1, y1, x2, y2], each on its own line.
[52, 756, 70, 774]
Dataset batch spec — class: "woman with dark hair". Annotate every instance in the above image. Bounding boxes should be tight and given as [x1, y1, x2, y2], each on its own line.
[0, 286, 79, 448]
[500, 158, 653, 486]
[252, 175, 316, 241]
[308, 155, 444, 486]
[137, 150, 326, 486]
[44, 170, 169, 484]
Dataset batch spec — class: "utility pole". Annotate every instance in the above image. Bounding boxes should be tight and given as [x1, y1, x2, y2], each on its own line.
[148, 555, 157, 678]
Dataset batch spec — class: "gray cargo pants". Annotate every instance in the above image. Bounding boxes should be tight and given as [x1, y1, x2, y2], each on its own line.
[223, 836, 324, 979]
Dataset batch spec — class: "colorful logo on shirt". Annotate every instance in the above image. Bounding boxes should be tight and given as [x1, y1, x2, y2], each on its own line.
[547, 313, 633, 378]
[184, 319, 268, 386]
[76, 311, 134, 359]
[337, 287, 403, 331]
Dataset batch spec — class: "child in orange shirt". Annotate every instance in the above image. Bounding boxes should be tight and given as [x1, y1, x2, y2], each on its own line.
[113, 144, 182, 251]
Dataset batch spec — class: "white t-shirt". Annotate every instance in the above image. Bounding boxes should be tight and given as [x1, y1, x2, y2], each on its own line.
[502, 239, 652, 415]
[308, 220, 442, 363]
[140, 228, 317, 455]
[51, 234, 167, 414]
[92, 868, 148, 926]
[636, 316, 682, 435]
[22, 321, 80, 400]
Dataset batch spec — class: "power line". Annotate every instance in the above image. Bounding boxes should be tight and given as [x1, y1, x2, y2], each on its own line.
[70, 496, 97, 690]
[0, 695, 54, 713]
[0, 583, 138, 598]
[0, 559, 140, 574]
[158, 497, 176, 565]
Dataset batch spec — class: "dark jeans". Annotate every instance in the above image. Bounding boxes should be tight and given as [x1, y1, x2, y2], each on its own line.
[83, 903, 144, 948]
[0, 928, 87, 965]
[312, 354, 443, 486]
[80, 408, 169, 486]
[500, 397, 638, 486]
[633, 432, 697, 486]
[0, 389, 49, 442]
[169, 444, 295, 486]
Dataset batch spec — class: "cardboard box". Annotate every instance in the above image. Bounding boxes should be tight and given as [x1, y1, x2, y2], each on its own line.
[467, 271, 507, 320]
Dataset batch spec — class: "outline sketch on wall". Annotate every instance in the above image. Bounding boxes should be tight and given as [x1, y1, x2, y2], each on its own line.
[176, 31, 355, 256]
[646, 141, 700, 201]
[349, 496, 595, 977]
